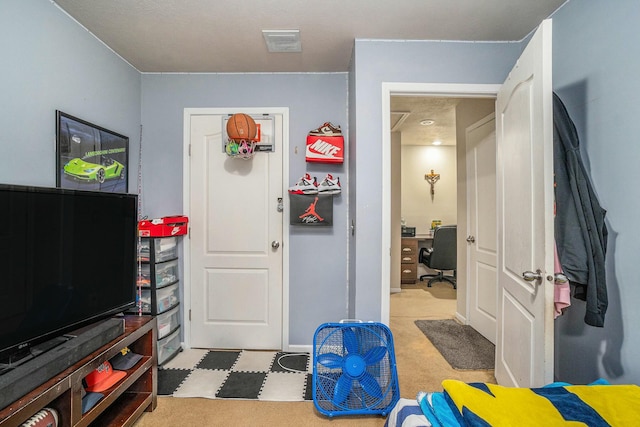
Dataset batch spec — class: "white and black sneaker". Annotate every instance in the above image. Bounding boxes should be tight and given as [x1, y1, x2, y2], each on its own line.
[308, 122, 342, 137]
[317, 174, 341, 195]
[288, 173, 318, 194]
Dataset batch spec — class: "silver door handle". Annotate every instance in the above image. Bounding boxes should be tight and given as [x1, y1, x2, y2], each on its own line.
[522, 269, 543, 283]
[271, 241, 280, 249]
[466, 235, 475, 243]
[555, 273, 568, 284]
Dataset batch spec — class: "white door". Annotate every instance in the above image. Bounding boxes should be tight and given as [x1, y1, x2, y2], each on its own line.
[188, 111, 284, 350]
[495, 19, 554, 387]
[466, 113, 497, 345]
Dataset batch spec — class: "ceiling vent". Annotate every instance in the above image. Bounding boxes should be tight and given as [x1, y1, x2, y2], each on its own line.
[262, 30, 302, 53]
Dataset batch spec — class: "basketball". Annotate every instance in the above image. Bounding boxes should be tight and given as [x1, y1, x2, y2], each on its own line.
[226, 113, 257, 141]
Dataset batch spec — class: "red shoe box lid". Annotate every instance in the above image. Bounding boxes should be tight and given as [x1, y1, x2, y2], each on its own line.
[306, 135, 344, 164]
[139, 215, 189, 237]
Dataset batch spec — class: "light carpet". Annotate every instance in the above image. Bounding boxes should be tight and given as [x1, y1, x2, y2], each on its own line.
[158, 348, 313, 401]
[414, 319, 495, 370]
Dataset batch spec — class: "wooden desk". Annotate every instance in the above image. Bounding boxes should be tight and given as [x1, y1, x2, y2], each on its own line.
[400, 234, 433, 284]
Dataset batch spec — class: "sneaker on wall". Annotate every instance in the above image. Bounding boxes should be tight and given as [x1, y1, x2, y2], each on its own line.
[288, 173, 318, 194]
[308, 122, 342, 137]
[318, 174, 341, 194]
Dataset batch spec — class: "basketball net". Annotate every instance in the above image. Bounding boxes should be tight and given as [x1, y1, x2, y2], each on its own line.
[225, 138, 256, 160]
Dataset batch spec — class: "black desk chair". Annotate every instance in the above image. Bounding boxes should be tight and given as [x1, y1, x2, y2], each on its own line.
[419, 225, 457, 289]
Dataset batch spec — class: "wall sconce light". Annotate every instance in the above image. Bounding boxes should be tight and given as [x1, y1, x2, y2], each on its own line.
[425, 169, 440, 197]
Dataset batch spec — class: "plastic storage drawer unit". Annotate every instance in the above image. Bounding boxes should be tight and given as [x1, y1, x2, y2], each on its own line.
[155, 259, 179, 287]
[138, 263, 151, 285]
[137, 282, 179, 314]
[157, 305, 180, 340]
[158, 328, 181, 366]
[151, 237, 178, 262]
[156, 282, 179, 314]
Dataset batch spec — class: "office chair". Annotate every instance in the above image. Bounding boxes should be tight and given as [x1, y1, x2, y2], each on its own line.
[419, 225, 457, 289]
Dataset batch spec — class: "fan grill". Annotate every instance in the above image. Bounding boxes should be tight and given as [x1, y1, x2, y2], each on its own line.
[312, 322, 400, 417]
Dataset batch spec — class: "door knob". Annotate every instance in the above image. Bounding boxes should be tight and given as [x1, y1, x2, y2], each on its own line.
[522, 269, 543, 283]
[554, 273, 568, 284]
[271, 241, 280, 249]
[466, 235, 475, 243]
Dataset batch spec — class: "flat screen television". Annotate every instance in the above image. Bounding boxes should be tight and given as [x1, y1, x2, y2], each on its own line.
[0, 184, 137, 365]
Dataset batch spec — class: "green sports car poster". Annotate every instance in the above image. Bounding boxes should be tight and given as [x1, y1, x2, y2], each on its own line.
[56, 111, 128, 193]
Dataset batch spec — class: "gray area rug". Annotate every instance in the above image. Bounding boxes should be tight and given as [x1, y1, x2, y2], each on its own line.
[414, 319, 495, 370]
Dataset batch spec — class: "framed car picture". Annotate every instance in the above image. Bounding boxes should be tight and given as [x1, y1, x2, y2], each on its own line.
[56, 111, 129, 193]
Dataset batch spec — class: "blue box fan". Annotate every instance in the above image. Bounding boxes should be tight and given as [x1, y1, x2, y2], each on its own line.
[312, 321, 400, 417]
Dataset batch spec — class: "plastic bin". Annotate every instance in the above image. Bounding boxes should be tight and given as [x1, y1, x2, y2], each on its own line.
[137, 264, 151, 287]
[155, 259, 179, 288]
[156, 282, 179, 314]
[152, 237, 178, 262]
[157, 305, 180, 339]
[136, 282, 178, 314]
[158, 328, 181, 366]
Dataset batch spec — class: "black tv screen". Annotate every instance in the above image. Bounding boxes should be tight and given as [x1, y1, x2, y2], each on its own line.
[0, 184, 137, 363]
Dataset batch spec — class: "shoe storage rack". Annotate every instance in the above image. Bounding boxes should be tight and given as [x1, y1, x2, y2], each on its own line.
[289, 122, 345, 227]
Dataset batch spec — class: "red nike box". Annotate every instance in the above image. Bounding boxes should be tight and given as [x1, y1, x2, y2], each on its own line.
[305, 135, 344, 164]
[139, 215, 189, 237]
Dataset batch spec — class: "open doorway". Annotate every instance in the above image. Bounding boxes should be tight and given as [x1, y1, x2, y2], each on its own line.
[391, 96, 464, 295]
[384, 86, 498, 369]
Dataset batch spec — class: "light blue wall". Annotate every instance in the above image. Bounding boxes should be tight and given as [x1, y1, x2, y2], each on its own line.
[552, 0, 640, 385]
[0, 0, 141, 188]
[141, 73, 349, 345]
[350, 40, 522, 321]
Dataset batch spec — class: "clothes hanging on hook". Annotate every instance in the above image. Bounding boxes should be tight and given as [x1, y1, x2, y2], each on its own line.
[553, 92, 608, 327]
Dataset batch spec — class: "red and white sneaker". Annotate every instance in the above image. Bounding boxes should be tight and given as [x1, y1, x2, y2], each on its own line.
[308, 122, 342, 137]
[288, 173, 318, 194]
[318, 174, 341, 194]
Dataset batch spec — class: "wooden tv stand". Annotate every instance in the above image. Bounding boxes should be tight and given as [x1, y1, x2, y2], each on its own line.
[0, 315, 157, 427]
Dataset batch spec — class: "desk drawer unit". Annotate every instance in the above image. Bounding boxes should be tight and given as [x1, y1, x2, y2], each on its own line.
[401, 238, 418, 284]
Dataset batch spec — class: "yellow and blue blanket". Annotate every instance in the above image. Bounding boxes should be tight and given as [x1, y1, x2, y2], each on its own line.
[418, 379, 640, 426]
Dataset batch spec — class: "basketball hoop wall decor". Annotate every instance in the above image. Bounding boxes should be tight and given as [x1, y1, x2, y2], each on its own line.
[225, 113, 258, 160]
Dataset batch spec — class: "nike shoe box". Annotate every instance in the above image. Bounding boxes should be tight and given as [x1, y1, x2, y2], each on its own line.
[305, 135, 344, 164]
[139, 215, 188, 237]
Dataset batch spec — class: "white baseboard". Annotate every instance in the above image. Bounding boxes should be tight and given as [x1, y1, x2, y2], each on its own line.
[286, 344, 313, 354]
[390, 287, 402, 294]
[455, 312, 467, 325]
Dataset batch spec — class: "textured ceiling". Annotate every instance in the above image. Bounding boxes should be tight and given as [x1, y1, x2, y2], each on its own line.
[392, 97, 459, 146]
[391, 97, 495, 146]
[52, 0, 566, 73]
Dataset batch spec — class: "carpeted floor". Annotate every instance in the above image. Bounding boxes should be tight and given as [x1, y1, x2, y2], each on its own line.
[158, 348, 313, 401]
[414, 319, 495, 370]
[134, 284, 496, 426]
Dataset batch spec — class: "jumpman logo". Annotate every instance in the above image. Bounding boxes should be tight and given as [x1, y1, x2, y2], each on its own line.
[299, 196, 324, 222]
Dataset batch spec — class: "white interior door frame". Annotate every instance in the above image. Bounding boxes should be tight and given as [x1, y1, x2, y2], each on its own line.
[182, 107, 290, 350]
[381, 83, 501, 325]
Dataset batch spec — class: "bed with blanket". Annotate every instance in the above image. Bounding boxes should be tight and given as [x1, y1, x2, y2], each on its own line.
[385, 379, 640, 426]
